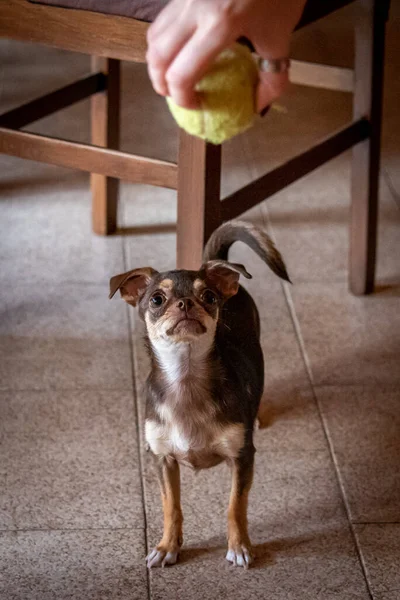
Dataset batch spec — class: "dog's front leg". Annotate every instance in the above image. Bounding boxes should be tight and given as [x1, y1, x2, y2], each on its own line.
[147, 456, 183, 568]
[226, 446, 255, 568]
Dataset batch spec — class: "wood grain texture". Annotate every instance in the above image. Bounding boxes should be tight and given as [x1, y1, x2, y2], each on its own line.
[0, 0, 148, 62]
[290, 61, 354, 93]
[91, 57, 120, 235]
[350, 0, 387, 295]
[177, 131, 222, 270]
[0, 127, 178, 189]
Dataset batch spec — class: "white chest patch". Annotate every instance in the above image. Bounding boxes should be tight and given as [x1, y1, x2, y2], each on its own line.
[144, 327, 245, 468]
[145, 419, 245, 468]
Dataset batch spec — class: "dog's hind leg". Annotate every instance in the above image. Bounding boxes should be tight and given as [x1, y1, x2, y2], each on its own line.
[226, 445, 255, 568]
[147, 456, 183, 568]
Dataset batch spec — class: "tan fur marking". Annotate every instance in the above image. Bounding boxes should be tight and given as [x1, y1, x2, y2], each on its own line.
[157, 459, 183, 554]
[159, 278, 174, 291]
[227, 461, 254, 556]
[193, 278, 205, 292]
[215, 423, 245, 459]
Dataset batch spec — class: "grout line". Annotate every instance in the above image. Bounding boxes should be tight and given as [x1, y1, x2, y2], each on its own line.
[256, 193, 375, 598]
[0, 388, 138, 393]
[283, 286, 374, 598]
[281, 281, 315, 385]
[122, 237, 151, 600]
[279, 271, 374, 599]
[228, 135, 374, 596]
[353, 522, 400, 526]
[0, 527, 140, 534]
[312, 382, 400, 390]
[315, 395, 375, 600]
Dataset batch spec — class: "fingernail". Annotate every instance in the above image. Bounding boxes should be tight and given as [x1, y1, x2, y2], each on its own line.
[260, 105, 271, 117]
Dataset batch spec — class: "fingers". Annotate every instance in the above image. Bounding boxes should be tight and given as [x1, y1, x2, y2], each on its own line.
[147, 0, 238, 109]
[165, 24, 235, 108]
[147, 28, 194, 97]
[146, 0, 195, 97]
[147, 0, 296, 112]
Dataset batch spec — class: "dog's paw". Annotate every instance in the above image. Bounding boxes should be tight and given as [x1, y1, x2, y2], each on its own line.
[146, 547, 179, 568]
[226, 545, 254, 569]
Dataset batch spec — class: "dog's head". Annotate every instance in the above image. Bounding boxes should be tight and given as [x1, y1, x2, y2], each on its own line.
[109, 261, 251, 346]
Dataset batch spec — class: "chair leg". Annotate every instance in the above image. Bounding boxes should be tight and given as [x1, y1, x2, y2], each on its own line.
[350, 0, 387, 295]
[91, 57, 120, 235]
[176, 130, 222, 270]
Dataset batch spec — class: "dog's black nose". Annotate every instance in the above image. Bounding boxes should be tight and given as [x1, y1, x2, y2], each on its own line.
[177, 298, 194, 311]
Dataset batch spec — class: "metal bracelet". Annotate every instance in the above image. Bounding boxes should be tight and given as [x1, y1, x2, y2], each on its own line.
[255, 56, 291, 74]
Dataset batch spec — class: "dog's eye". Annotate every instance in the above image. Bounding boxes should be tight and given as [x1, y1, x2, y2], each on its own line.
[150, 293, 165, 307]
[201, 290, 218, 305]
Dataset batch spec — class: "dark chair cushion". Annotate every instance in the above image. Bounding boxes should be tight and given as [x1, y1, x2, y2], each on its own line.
[30, 0, 169, 22]
[31, 0, 377, 29]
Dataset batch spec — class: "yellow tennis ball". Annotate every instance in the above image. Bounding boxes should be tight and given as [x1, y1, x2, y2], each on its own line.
[166, 43, 259, 145]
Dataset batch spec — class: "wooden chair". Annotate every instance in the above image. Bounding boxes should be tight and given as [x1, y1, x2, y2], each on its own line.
[0, 0, 390, 294]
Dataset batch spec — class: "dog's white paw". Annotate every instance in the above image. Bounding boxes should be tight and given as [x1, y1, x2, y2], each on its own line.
[226, 546, 254, 569]
[146, 548, 179, 568]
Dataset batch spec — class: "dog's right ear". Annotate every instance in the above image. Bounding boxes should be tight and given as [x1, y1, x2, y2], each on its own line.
[109, 267, 158, 306]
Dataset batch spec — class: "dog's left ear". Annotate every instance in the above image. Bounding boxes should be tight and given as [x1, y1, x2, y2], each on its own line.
[109, 267, 158, 306]
[200, 260, 252, 299]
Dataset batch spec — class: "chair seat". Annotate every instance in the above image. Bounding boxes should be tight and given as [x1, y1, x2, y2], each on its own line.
[31, 0, 359, 26]
[30, 0, 168, 22]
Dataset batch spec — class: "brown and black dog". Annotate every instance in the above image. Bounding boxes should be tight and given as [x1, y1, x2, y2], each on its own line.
[109, 221, 289, 569]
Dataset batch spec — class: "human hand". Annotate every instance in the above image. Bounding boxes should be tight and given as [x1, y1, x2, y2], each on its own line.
[146, 0, 307, 112]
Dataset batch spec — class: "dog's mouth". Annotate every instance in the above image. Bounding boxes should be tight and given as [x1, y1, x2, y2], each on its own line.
[166, 317, 206, 336]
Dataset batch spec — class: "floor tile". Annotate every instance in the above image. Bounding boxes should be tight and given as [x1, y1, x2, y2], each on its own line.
[0, 282, 132, 391]
[0, 529, 148, 600]
[289, 282, 400, 385]
[355, 524, 400, 600]
[0, 389, 143, 530]
[259, 160, 400, 287]
[144, 432, 369, 599]
[147, 525, 369, 600]
[129, 242, 368, 598]
[0, 168, 124, 286]
[1, 9, 399, 599]
[144, 435, 348, 535]
[317, 386, 400, 523]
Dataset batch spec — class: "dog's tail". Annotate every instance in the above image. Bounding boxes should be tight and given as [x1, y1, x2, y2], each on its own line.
[203, 221, 291, 283]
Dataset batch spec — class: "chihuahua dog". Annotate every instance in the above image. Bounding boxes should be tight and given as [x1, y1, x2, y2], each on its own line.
[109, 221, 289, 569]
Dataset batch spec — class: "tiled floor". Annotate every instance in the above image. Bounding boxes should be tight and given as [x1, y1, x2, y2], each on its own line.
[1, 4, 399, 600]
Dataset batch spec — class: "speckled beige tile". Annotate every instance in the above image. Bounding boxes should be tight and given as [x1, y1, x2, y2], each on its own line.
[144, 429, 369, 598]
[317, 386, 400, 523]
[0, 529, 148, 600]
[258, 160, 400, 287]
[354, 524, 400, 600]
[0, 389, 143, 530]
[146, 526, 369, 600]
[0, 282, 132, 391]
[144, 436, 349, 536]
[289, 282, 400, 385]
[0, 167, 124, 287]
[121, 61, 177, 163]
